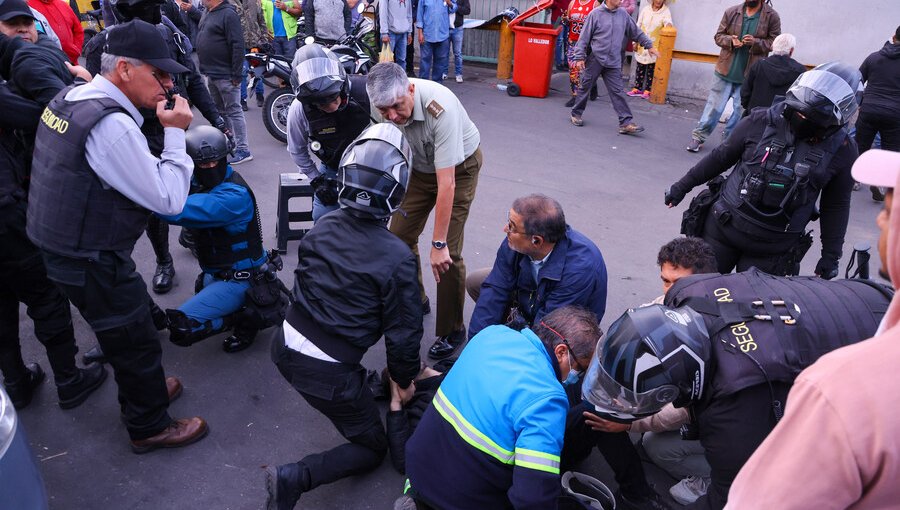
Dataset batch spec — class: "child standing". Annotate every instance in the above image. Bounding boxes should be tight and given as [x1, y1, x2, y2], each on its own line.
[629, 0, 672, 99]
[562, 0, 598, 107]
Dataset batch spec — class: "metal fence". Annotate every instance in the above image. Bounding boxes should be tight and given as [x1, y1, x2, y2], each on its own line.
[462, 0, 549, 64]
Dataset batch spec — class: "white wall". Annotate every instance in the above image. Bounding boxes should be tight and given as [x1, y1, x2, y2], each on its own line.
[664, 0, 900, 99]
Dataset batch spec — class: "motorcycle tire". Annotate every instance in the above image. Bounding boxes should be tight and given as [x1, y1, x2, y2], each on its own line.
[82, 29, 97, 52]
[263, 87, 294, 144]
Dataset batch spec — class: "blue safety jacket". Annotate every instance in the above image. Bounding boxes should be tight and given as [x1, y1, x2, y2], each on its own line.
[160, 167, 266, 272]
[406, 325, 568, 509]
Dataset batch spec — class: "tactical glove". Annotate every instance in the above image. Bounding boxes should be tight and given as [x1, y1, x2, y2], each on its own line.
[815, 257, 839, 280]
[665, 183, 689, 207]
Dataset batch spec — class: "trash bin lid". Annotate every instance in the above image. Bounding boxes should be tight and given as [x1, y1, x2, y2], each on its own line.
[508, 0, 556, 28]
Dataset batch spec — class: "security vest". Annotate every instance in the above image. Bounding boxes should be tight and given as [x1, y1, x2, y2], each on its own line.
[665, 269, 892, 401]
[303, 75, 371, 170]
[27, 89, 150, 258]
[717, 100, 847, 239]
[193, 171, 265, 271]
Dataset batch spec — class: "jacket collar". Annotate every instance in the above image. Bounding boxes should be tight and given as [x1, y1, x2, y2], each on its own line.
[521, 225, 572, 283]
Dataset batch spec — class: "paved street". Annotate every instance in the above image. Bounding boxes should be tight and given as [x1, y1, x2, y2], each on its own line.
[14, 63, 886, 510]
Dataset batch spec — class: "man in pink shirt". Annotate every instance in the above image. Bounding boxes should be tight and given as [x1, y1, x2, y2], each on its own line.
[27, 0, 82, 63]
[727, 149, 900, 509]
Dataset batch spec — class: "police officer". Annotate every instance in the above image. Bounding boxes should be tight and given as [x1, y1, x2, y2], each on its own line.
[265, 123, 422, 509]
[27, 20, 207, 452]
[0, 3, 108, 410]
[82, 0, 229, 299]
[582, 287, 890, 509]
[161, 125, 271, 353]
[366, 62, 483, 359]
[665, 63, 861, 279]
[286, 43, 372, 222]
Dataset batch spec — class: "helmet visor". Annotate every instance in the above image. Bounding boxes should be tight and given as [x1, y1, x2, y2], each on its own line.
[581, 350, 679, 421]
[789, 70, 857, 125]
[294, 58, 344, 88]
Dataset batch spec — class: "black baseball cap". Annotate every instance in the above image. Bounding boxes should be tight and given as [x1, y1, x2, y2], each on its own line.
[0, 0, 36, 21]
[104, 19, 189, 74]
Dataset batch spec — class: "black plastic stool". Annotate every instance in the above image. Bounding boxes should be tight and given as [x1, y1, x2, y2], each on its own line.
[276, 173, 314, 253]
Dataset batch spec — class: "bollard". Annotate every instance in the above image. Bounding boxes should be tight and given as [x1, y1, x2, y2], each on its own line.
[497, 18, 514, 80]
[650, 25, 677, 105]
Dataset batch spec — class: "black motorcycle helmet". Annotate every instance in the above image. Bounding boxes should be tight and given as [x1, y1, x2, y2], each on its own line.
[338, 123, 412, 220]
[582, 305, 711, 424]
[782, 63, 860, 141]
[291, 43, 350, 109]
[186, 125, 230, 189]
[108, 0, 164, 24]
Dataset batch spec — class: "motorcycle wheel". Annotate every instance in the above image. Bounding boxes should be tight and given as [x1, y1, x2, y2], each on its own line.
[263, 87, 294, 144]
[82, 29, 97, 52]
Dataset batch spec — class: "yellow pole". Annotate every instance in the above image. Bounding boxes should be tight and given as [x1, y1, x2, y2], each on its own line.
[497, 19, 514, 80]
[650, 25, 677, 105]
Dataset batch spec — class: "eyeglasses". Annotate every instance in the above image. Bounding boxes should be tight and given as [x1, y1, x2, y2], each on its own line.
[150, 70, 172, 81]
[540, 320, 586, 373]
[506, 215, 529, 236]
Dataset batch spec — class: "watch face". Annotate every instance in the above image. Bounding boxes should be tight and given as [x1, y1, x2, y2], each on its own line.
[432, 241, 446, 249]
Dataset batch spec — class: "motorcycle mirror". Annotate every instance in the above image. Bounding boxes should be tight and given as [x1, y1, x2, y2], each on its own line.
[304, 36, 315, 46]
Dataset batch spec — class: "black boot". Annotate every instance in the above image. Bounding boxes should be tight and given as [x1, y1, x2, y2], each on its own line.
[152, 258, 175, 294]
[4, 363, 46, 409]
[178, 228, 199, 259]
[57, 362, 107, 409]
[81, 344, 107, 365]
[222, 325, 257, 353]
[265, 463, 309, 510]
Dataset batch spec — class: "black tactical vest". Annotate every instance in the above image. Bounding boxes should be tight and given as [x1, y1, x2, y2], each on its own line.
[717, 101, 847, 238]
[192, 171, 265, 271]
[303, 75, 371, 169]
[665, 269, 891, 401]
[27, 88, 150, 257]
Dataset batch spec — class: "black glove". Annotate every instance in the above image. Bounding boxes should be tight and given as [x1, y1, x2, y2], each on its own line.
[815, 257, 839, 280]
[310, 175, 339, 206]
[214, 116, 235, 152]
[665, 183, 688, 207]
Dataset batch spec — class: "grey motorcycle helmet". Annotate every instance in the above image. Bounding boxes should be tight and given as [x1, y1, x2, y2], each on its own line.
[290, 43, 349, 108]
[337, 124, 412, 220]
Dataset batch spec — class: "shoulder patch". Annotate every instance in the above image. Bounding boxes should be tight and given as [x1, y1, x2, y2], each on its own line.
[426, 100, 445, 119]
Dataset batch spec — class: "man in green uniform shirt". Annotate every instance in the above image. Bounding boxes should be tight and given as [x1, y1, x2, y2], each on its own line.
[366, 62, 482, 360]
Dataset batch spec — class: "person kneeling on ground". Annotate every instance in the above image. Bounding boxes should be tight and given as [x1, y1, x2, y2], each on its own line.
[265, 123, 422, 510]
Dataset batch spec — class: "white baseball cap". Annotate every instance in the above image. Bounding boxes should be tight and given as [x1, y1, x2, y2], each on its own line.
[852, 149, 900, 188]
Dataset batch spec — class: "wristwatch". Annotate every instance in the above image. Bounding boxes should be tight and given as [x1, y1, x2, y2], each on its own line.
[431, 240, 447, 249]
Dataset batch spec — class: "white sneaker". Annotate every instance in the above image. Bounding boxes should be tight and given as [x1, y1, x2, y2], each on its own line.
[455, 75, 463, 83]
[441, 73, 448, 80]
[669, 476, 709, 505]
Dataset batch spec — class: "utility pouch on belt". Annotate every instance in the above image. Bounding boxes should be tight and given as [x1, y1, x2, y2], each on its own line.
[770, 231, 813, 276]
[681, 176, 725, 237]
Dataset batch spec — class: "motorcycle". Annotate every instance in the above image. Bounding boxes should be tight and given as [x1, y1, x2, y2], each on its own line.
[322, 16, 378, 76]
[245, 47, 294, 143]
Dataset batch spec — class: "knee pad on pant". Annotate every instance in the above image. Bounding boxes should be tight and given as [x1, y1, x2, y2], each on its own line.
[166, 309, 215, 347]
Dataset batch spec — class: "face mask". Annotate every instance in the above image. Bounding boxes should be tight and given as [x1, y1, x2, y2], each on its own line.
[787, 109, 828, 141]
[195, 160, 228, 189]
[562, 351, 582, 387]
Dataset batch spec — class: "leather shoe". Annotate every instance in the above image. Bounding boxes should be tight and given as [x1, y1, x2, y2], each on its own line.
[265, 463, 308, 510]
[166, 376, 183, 403]
[82, 344, 107, 365]
[57, 362, 107, 409]
[152, 260, 175, 294]
[130, 417, 209, 454]
[428, 328, 466, 359]
[5, 363, 45, 409]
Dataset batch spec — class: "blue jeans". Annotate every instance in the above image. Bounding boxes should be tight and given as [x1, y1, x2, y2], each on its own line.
[388, 32, 409, 70]
[312, 164, 340, 223]
[448, 27, 464, 76]
[179, 273, 251, 332]
[419, 39, 449, 82]
[208, 78, 250, 153]
[554, 23, 568, 68]
[241, 59, 265, 101]
[691, 75, 743, 144]
[272, 36, 298, 59]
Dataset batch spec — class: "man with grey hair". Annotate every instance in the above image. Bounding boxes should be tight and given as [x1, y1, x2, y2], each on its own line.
[466, 194, 608, 341]
[741, 32, 805, 115]
[366, 62, 482, 360]
[27, 19, 209, 453]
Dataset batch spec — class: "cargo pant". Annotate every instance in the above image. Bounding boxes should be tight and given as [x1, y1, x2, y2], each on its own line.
[389, 148, 482, 337]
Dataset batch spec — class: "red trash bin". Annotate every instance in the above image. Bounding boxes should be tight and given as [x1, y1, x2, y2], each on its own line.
[507, 0, 562, 98]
